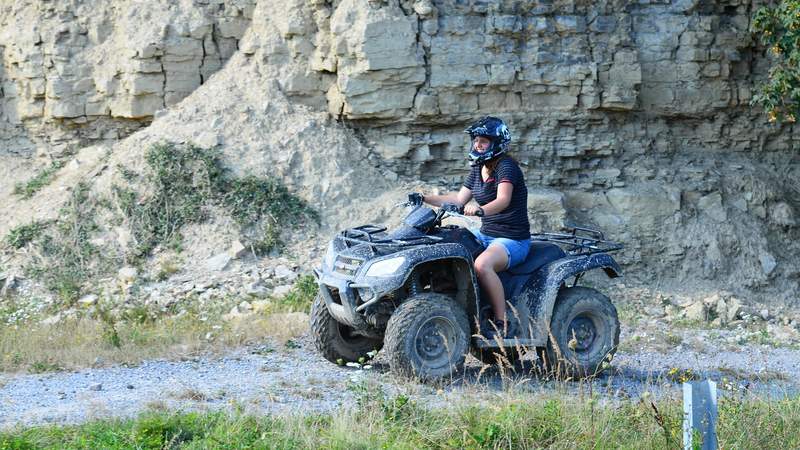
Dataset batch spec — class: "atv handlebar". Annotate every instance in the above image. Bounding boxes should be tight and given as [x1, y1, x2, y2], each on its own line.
[401, 194, 483, 217]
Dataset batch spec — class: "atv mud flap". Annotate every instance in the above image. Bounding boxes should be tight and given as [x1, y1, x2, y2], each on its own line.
[313, 268, 368, 329]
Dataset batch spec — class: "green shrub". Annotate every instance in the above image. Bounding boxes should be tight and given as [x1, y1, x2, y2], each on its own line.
[114, 142, 317, 260]
[8, 142, 316, 304]
[224, 176, 319, 253]
[752, 1, 800, 123]
[114, 143, 222, 259]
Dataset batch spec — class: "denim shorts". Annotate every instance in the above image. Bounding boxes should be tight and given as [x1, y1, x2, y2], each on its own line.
[470, 229, 531, 270]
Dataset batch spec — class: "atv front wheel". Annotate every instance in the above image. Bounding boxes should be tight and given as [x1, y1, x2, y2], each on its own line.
[310, 294, 382, 363]
[385, 294, 470, 381]
[545, 287, 619, 378]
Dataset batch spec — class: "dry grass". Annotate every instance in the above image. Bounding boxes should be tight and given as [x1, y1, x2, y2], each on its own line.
[172, 388, 209, 402]
[0, 311, 308, 374]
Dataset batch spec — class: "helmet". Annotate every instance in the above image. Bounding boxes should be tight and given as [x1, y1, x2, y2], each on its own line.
[465, 116, 511, 165]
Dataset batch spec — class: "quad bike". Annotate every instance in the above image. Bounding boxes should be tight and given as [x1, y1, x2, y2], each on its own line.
[310, 196, 623, 381]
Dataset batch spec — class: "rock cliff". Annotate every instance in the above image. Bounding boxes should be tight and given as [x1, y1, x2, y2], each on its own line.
[1, 0, 799, 304]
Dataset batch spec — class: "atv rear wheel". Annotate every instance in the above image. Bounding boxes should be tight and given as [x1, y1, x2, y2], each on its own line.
[310, 294, 382, 364]
[385, 293, 470, 381]
[545, 287, 619, 378]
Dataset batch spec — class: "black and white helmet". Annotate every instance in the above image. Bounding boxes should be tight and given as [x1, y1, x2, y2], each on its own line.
[465, 116, 511, 165]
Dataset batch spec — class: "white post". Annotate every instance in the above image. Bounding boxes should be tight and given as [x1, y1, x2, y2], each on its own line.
[683, 380, 718, 450]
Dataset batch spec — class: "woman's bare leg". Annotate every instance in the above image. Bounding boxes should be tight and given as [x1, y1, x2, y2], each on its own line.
[474, 245, 509, 324]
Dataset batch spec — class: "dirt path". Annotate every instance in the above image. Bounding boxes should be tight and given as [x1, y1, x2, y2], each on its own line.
[2, 335, 799, 430]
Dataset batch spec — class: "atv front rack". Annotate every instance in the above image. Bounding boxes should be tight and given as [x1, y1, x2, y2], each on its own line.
[531, 226, 623, 256]
[340, 225, 442, 252]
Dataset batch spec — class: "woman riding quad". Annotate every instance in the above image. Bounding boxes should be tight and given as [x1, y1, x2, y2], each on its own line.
[416, 116, 531, 339]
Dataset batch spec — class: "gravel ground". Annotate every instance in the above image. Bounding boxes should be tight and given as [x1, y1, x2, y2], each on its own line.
[2, 334, 800, 430]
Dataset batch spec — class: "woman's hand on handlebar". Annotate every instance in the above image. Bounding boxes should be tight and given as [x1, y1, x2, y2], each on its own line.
[463, 204, 484, 217]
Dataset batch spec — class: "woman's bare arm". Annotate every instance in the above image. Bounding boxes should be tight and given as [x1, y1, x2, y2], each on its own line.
[464, 183, 512, 216]
[424, 187, 472, 207]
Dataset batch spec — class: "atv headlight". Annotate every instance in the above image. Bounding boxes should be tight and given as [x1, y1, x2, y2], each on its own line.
[365, 256, 406, 277]
[323, 242, 336, 269]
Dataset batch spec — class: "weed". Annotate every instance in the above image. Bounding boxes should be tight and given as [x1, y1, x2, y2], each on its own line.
[665, 332, 682, 346]
[26, 183, 115, 305]
[2, 394, 800, 448]
[4, 221, 48, 249]
[224, 176, 318, 253]
[0, 302, 308, 372]
[13, 160, 65, 199]
[666, 367, 699, 383]
[95, 302, 122, 349]
[174, 388, 209, 401]
[120, 303, 159, 325]
[11, 142, 315, 303]
[116, 164, 138, 181]
[155, 257, 182, 281]
[273, 275, 318, 313]
[28, 360, 61, 374]
[24, 183, 115, 304]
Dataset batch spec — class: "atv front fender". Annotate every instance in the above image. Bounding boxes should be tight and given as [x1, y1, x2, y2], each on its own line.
[357, 243, 479, 312]
[316, 243, 478, 329]
[523, 253, 621, 346]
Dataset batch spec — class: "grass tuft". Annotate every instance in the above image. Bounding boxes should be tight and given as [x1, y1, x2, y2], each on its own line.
[272, 275, 318, 313]
[4, 221, 48, 249]
[12, 161, 65, 199]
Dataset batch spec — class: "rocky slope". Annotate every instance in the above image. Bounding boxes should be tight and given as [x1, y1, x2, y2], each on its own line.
[1, 0, 799, 308]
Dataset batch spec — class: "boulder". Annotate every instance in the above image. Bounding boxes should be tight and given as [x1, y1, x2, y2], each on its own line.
[759, 251, 777, 276]
[684, 301, 707, 322]
[697, 192, 727, 223]
[246, 281, 270, 299]
[206, 253, 232, 272]
[770, 202, 796, 227]
[726, 297, 742, 322]
[527, 189, 566, 232]
[229, 240, 248, 259]
[273, 265, 298, 281]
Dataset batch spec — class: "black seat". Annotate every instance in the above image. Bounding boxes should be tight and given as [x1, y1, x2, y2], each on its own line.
[486, 242, 567, 304]
[507, 241, 566, 276]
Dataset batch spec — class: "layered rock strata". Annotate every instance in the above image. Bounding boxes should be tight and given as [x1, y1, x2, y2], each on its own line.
[1, 0, 798, 302]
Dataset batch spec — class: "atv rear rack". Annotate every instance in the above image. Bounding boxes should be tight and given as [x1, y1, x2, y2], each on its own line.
[531, 226, 623, 256]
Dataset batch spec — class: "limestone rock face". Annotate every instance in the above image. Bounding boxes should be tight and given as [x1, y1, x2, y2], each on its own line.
[0, 0, 255, 152]
[1, 0, 799, 302]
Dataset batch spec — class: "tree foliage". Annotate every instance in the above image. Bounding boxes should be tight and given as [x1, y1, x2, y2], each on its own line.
[752, 1, 800, 124]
